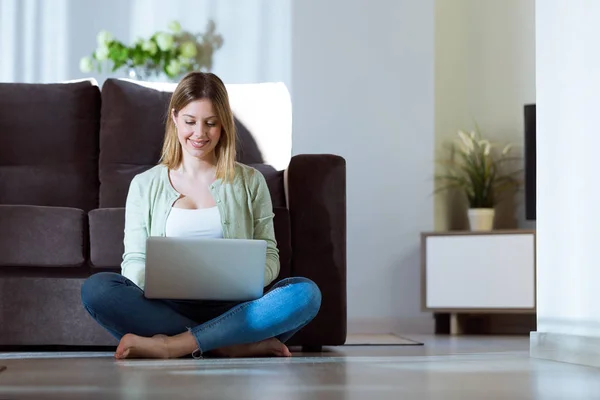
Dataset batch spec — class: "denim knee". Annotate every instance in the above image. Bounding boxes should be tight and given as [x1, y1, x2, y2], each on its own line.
[81, 272, 123, 310]
[285, 277, 322, 321]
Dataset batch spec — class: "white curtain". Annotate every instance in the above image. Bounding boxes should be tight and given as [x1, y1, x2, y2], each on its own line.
[0, 0, 291, 88]
[0, 0, 69, 83]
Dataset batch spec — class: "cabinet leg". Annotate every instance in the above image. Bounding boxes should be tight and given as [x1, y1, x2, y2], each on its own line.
[450, 313, 463, 335]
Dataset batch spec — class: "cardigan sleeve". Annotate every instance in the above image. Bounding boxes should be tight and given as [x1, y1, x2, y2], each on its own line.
[251, 171, 280, 286]
[121, 176, 148, 289]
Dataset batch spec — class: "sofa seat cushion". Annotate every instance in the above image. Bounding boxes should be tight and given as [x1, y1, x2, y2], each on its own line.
[88, 207, 292, 277]
[0, 205, 86, 267]
[89, 208, 125, 269]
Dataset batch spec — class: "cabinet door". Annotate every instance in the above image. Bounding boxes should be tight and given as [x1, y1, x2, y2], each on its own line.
[424, 233, 535, 310]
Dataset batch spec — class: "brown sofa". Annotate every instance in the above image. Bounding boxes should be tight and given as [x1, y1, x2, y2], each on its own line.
[0, 79, 346, 350]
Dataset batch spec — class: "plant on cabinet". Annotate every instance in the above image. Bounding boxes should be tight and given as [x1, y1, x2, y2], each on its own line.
[435, 128, 521, 231]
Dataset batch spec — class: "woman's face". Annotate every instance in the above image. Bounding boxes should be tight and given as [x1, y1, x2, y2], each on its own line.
[172, 99, 222, 161]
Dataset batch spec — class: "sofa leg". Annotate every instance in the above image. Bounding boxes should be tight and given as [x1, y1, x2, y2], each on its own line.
[301, 345, 322, 353]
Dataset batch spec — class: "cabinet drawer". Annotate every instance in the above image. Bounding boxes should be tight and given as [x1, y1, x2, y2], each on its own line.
[422, 231, 536, 311]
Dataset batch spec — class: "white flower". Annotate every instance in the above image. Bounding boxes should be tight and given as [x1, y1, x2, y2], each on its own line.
[502, 144, 513, 155]
[96, 30, 113, 46]
[168, 20, 182, 33]
[479, 140, 491, 156]
[156, 32, 174, 51]
[142, 40, 158, 55]
[179, 41, 197, 58]
[166, 59, 181, 76]
[457, 130, 474, 152]
[79, 56, 93, 73]
[94, 45, 110, 61]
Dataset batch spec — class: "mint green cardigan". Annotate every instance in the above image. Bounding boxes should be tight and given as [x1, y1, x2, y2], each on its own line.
[121, 163, 280, 290]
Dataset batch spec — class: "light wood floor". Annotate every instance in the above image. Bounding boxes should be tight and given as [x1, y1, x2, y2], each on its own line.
[0, 334, 599, 399]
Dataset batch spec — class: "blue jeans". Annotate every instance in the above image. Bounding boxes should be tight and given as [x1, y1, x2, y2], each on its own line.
[81, 272, 321, 357]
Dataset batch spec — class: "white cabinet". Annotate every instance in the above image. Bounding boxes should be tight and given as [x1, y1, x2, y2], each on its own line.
[421, 230, 536, 333]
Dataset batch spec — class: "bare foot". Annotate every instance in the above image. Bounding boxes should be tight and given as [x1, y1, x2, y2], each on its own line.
[115, 333, 170, 359]
[211, 338, 292, 358]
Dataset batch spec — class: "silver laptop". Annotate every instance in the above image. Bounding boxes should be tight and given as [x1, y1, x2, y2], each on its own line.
[144, 237, 267, 301]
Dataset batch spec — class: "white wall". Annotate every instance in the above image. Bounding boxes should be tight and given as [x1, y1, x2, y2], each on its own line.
[536, 1, 600, 337]
[0, 0, 291, 87]
[434, 0, 536, 231]
[292, 0, 435, 333]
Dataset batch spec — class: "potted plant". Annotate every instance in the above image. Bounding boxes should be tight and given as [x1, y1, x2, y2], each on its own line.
[435, 128, 521, 231]
[79, 20, 223, 81]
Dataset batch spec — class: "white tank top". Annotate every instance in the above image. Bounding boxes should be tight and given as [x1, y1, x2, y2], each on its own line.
[165, 206, 223, 238]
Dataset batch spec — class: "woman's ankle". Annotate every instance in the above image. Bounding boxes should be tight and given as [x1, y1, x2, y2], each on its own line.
[164, 331, 199, 358]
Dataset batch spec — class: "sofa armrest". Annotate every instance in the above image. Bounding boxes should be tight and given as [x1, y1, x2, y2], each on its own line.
[285, 154, 347, 346]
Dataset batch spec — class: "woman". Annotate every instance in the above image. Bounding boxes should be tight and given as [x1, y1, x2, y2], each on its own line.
[81, 72, 322, 359]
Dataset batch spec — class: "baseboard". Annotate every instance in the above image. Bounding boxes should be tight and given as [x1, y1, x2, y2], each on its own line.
[530, 331, 600, 368]
[348, 316, 434, 335]
[347, 318, 394, 334]
[393, 316, 435, 335]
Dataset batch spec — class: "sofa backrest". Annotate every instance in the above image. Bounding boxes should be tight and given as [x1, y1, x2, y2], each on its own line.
[0, 79, 285, 211]
[0, 81, 100, 211]
[98, 79, 171, 208]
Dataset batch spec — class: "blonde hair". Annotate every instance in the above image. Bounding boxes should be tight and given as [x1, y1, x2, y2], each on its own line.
[160, 72, 236, 182]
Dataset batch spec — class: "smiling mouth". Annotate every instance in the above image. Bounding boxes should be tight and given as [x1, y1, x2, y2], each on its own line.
[189, 139, 209, 149]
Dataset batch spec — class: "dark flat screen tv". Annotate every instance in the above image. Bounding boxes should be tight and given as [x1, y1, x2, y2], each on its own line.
[524, 104, 536, 220]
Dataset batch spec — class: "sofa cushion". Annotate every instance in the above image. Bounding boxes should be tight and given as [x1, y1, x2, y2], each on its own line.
[0, 205, 86, 267]
[99, 79, 269, 208]
[88, 206, 291, 276]
[272, 207, 291, 281]
[98, 79, 171, 209]
[89, 208, 125, 269]
[0, 81, 100, 211]
[249, 164, 286, 208]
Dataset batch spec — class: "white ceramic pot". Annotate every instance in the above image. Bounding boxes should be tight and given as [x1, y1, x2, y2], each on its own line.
[468, 208, 495, 231]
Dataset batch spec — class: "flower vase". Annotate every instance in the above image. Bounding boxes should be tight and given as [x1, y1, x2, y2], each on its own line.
[127, 66, 163, 82]
[467, 208, 495, 231]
